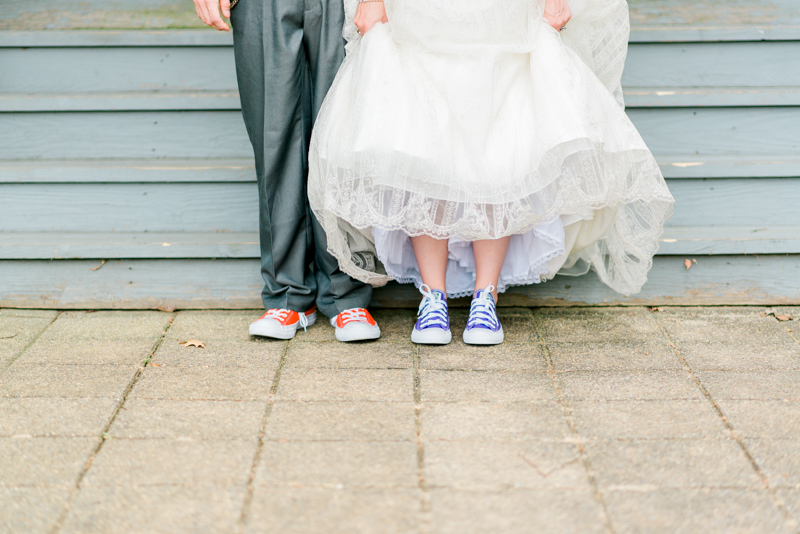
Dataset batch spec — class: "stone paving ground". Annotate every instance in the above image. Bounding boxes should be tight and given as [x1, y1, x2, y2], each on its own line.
[1, 306, 800, 534]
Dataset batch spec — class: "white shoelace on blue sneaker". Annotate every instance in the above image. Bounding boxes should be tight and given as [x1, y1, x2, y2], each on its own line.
[466, 283, 500, 332]
[416, 284, 449, 330]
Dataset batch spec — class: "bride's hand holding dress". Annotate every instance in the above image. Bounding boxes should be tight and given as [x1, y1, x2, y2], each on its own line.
[543, 0, 571, 31]
[354, 1, 388, 36]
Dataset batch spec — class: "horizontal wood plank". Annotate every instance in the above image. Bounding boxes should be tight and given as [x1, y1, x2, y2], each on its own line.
[0, 47, 237, 93]
[1, 179, 798, 234]
[0, 232, 260, 259]
[4, 87, 799, 112]
[3, 156, 798, 184]
[2, 225, 799, 260]
[2, 254, 798, 308]
[2, 107, 799, 160]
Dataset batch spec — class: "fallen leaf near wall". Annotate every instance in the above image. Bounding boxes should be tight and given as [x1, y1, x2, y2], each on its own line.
[179, 340, 206, 348]
[650, 306, 664, 312]
[158, 306, 176, 313]
[775, 315, 794, 321]
[684, 259, 692, 269]
[90, 259, 106, 271]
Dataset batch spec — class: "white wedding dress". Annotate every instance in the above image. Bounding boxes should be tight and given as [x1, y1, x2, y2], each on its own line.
[308, 0, 675, 297]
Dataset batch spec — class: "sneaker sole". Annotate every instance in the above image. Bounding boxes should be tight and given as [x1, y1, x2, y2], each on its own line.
[411, 328, 452, 345]
[249, 313, 317, 340]
[334, 323, 381, 342]
[462, 326, 504, 345]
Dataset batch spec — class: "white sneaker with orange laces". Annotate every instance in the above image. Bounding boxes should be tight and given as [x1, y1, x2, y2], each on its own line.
[249, 308, 317, 340]
[330, 308, 381, 342]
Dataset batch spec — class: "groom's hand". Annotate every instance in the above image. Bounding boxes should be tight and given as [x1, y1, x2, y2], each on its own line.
[193, 0, 231, 31]
[354, 2, 388, 36]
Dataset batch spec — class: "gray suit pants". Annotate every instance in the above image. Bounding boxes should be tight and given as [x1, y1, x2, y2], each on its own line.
[230, 0, 372, 317]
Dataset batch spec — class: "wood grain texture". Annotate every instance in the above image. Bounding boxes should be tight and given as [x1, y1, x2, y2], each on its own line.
[0, 92, 242, 112]
[2, 226, 798, 260]
[0, 159, 256, 184]
[2, 179, 798, 235]
[0, 232, 260, 259]
[3, 156, 797, 184]
[0, 47, 236, 93]
[5, 87, 799, 112]
[3, 108, 799, 160]
[0, 183, 259, 233]
[623, 42, 800, 88]
[0, 30, 232, 47]
[0, 111, 251, 160]
[2, 255, 798, 308]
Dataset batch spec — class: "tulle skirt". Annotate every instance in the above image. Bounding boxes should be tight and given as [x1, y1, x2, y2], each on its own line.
[308, 0, 675, 297]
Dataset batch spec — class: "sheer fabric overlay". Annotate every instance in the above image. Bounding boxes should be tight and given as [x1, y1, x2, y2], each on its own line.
[308, 0, 675, 297]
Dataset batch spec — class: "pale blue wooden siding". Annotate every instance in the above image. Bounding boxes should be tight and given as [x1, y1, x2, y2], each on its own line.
[1, 0, 799, 308]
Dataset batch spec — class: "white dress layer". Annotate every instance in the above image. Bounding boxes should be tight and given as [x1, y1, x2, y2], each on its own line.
[308, 0, 675, 298]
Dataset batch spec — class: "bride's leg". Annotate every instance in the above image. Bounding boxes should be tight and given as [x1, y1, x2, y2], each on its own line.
[473, 237, 511, 302]
[411, 235, 449, 292]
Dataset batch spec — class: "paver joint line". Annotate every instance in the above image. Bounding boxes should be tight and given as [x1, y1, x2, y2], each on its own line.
[236, 336, 291, 533]
[46, 311, 175, 534]
[413, 343, 433, 532]
[650, 311, 794, 524]
[0, 310, 61, 377]
[531, 309, 616, 534]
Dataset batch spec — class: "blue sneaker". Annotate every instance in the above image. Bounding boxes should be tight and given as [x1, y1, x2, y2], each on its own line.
[463, 283, 504, 345]
[411, 284, 452, 345]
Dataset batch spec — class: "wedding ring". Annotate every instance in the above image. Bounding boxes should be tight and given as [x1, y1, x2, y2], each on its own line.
[559, 25, 567, 31]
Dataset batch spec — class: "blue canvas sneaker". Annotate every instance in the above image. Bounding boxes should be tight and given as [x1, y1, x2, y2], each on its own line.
[411, 284, 452, 345]
[463, 283, 504, 345]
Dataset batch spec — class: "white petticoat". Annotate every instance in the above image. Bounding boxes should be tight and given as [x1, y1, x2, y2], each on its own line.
[308, 0, 675, 297]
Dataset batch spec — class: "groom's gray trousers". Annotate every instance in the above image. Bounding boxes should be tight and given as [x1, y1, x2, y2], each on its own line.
[230, 0, 372, 317]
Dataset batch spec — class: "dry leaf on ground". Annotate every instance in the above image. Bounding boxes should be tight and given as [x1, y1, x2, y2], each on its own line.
[90, 259, 106, 271]
[158, 305, 176, 312]
[775, 314, 794, 321]
[149, 362, 163, 367]
[179, 339, 206, 348]
[684, 259, 692, 269]
[650, 306, 664, 312]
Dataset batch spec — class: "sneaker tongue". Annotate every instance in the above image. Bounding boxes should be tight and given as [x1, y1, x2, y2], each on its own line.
[431, 289, 447, 300]
[474, 289, 494, 303]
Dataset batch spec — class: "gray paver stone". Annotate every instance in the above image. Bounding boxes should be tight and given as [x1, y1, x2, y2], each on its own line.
[0, 315, 57, 369]
[719, 400, 800, 438]
[17, 338, 157, 365]
[422, 402, 569, 441]
[604, 489, 793, 534]
[429, 489, 606, 534]
[0, 486, 69, 534]
[130, 366, 274, 401]
[0, 437, 96, 485]
[255, 441, 418, 488]
[284, 342, 413, 370]
[152, 339, 284, 369]
[83, 439, 256, 487]
[586, 439, 761, 489]
[167, 310, 265, 342]
[0, 365, 137, 398]
[39, 311, 169, 341]
[571, 400, 728, 439]
[265, 402, 415, 441]
[109, 399, 266, 440]
[276, 368, 413, 402]
[536, 308, 660, 343]
[244, 487, 421, 534]
[420, 370, 556, 402]
[547, 342, 681, 371]
[0, 397, 117, 437]
[745, 439, 800, 488]
[676, 342, 800, 371]
[419, 342, 547, 371]
[425, 441, 588, 490]
[697, 370, 800, 400]
[658, 314, 792, 345]
[61, 485, 247, 534]
[557, 370, 701, 401]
